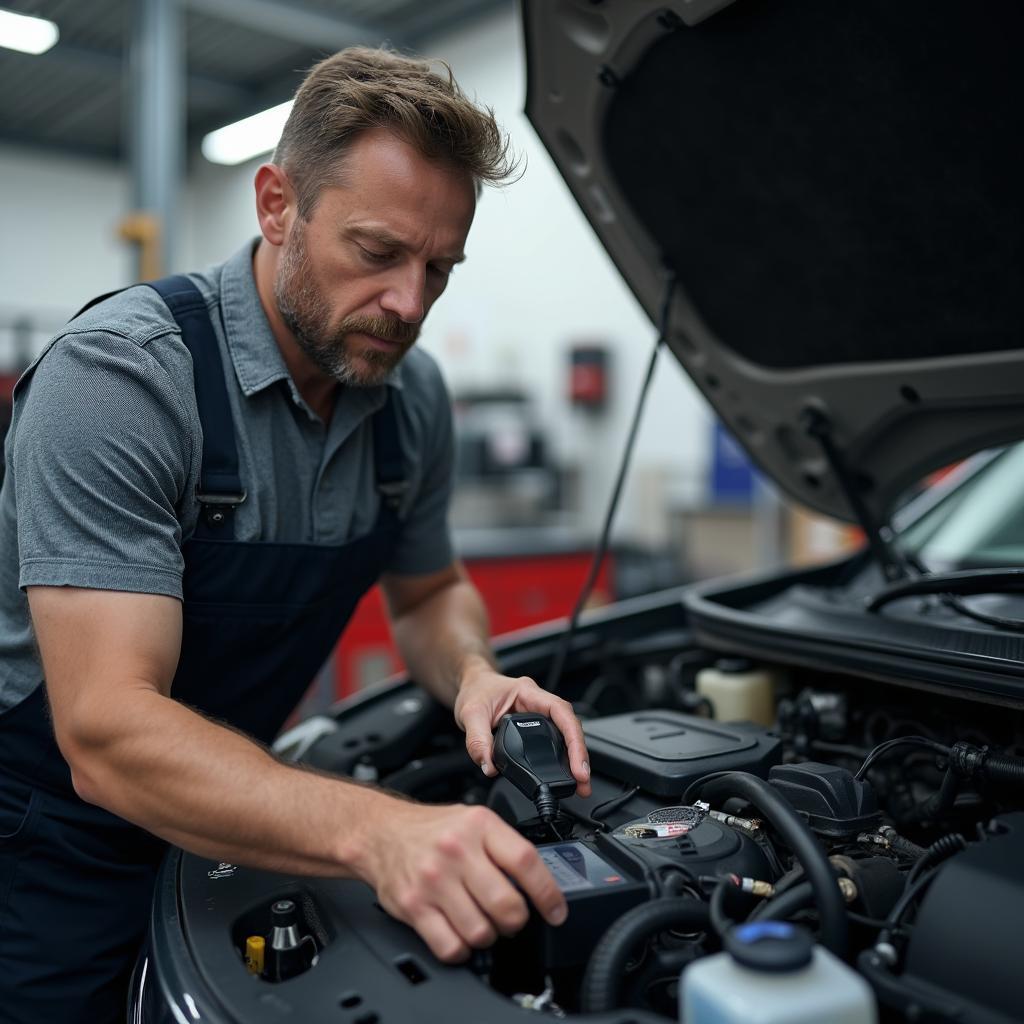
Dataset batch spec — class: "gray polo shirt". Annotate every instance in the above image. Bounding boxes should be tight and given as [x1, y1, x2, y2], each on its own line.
[0, 240, 455, 713]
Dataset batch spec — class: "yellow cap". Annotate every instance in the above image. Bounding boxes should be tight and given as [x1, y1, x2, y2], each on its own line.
[245, 935, 266, 976]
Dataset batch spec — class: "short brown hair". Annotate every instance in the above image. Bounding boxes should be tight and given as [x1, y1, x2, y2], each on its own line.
[274, 46, 518, 218]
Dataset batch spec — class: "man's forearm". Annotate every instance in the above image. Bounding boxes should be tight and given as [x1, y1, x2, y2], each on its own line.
[65, 685, 393, 879]
[385, 570, 595, 803]
[389, 578, 496, 705]
[30, 586, 572, 966]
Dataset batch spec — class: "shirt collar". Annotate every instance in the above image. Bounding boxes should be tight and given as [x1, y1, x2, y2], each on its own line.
[218, 239, 406, 406]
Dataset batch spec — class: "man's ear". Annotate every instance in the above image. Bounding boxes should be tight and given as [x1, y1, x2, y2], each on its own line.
[254, 164, 296, 246]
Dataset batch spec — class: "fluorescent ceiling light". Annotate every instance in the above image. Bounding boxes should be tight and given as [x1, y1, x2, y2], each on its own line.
[0, 7, 59, 55]
[201, 100, 293, 166]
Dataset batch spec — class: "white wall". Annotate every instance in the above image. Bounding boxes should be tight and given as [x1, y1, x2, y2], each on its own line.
[414, 8, 711, 541]
[0, 146, 133, 361]
[0, 6, 712, 541]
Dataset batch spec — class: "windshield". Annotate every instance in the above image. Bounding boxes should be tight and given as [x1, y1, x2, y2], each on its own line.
[896, 443, 1024, 570]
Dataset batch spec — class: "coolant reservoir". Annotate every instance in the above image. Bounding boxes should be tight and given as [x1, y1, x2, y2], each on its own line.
[681, 922, 876, 1024]
[696, 658, 776, 727]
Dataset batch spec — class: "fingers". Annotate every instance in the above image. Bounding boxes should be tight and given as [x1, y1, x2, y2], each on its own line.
[484, 826, 567, 927]
[435, 879, 498, 949]
[379, 874, 472, 964]
[511, 683, 592, 797]
[409, 907, 469, 964]
[437, 810, 531, 938]
[541, 695, 592, 797]
[461, 856, 530, 938]
[377, 807, 564, 964]
[409, 860, 526, 962]
[455, 670, 592, 795]
[459, 701, 497, 776]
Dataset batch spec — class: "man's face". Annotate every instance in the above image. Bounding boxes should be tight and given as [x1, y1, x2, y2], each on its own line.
[273, 128, 476, 387]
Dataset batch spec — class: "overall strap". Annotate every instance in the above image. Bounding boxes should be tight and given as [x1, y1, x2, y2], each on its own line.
[372, 389, 408, 524]
[146, 275, 246, 537]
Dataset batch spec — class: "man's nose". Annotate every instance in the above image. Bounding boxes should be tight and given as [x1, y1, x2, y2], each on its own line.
[381, 265, 425, 324]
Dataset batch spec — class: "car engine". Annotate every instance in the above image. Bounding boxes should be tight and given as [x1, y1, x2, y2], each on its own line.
[177, 606, 1019, 1024]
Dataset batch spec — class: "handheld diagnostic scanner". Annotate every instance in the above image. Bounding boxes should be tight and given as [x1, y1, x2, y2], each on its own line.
[492, 713, 577, 820]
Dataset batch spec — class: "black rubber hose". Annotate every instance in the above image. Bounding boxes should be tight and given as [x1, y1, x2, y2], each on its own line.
[380, 749, 475, 795]
[857, 947, 935, 1017]
[948, 742, 1024, 787]
[905, 832, 967, 887]
[749, 881, 815, 923]
[580, 899, 710, 1014]
[902, 765, 960, 824]
[882, 829, 926, 860]
[984, 752, 1024, 785]
[698, 772, 848, 956]
[876, 870, 939, 949]
[709, 878, 735, 937]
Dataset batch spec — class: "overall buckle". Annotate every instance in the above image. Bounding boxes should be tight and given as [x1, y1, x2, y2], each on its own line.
[377, 480, 408, 510]
[196, 490, 247, 527]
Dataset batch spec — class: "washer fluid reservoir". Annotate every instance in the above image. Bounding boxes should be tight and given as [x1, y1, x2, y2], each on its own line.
[681, 922, 876, 1023]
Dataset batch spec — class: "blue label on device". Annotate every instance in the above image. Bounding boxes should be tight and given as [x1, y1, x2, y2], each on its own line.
[539, 843, 626, 893]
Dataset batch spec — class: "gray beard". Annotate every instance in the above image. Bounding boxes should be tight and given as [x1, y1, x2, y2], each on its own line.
[273, 227, 415, 388]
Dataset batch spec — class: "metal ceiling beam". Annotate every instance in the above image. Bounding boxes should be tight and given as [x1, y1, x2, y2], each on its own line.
[0, 128, 118, 164]
[188, 71, 299, 141]
[17, 42, 255, 109]
[42, 81, 120, 139]
[182, 0, 399, 50]
[402, 0, 510, 44]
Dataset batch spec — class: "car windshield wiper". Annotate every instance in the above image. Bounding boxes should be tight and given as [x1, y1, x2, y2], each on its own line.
[866, 567, 1024, 616]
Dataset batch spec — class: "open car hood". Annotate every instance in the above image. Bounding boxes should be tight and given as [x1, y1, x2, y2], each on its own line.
[522, 0, 1023, 524]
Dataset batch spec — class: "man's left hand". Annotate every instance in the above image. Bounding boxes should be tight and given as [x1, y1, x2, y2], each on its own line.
[454, 664, 592, 799]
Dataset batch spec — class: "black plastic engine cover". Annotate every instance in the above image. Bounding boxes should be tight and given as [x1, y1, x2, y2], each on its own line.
[583, 711, 782, 797]
[903, 813, 1024, 1023]
[769, 762, 882, 838]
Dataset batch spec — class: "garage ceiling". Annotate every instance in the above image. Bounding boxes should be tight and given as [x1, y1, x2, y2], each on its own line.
[0, 0, 508, 162]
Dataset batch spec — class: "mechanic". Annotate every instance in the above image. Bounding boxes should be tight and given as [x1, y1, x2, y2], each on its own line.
[0, 47, 591, 1024]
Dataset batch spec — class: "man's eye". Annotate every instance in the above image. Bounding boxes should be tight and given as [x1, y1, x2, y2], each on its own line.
[429, 264, 455, 279]
[360, 247, 393, 264]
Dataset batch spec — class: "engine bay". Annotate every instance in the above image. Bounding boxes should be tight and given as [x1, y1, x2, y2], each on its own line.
[141, 590, 1024, 1024]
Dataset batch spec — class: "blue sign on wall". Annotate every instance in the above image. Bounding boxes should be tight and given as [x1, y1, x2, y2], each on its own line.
[710, 421, 755, 504]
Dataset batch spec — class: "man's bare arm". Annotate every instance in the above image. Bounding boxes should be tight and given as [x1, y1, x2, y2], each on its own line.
[28, 585, 568, 961]
[381, 561, 493, 706]
[31, 586, 402, 873]
[381, 565, 592, 796]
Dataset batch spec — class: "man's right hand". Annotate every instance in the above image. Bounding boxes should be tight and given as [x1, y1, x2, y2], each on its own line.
[28, 585, 562, 963]
[353, 799, 566, 963]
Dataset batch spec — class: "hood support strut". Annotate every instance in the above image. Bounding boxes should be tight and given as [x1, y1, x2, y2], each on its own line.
[801, 408, 910, 582]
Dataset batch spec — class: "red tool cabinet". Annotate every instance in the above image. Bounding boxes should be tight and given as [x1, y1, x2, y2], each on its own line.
[332, 541, 613, 698]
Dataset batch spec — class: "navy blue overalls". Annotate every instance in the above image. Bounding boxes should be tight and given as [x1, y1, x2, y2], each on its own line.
[0, 277, 407, 1023]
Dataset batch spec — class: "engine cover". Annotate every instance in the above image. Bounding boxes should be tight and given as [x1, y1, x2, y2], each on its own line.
[583, 710, 783, 797]
[902, 813, 1024, 1023]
